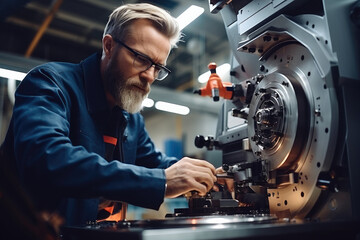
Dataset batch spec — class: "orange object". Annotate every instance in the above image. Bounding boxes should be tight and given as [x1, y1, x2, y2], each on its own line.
[195, 63, 233, 101]
[97, 203, 128, 222]
[103, 135, 117, 146]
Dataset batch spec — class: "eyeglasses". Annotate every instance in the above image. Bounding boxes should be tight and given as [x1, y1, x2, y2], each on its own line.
[112, 38, 171, 81]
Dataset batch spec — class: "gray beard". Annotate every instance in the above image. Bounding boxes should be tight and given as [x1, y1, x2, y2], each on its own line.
[118, 83, 148, 114]
[104, 56, 148, 114]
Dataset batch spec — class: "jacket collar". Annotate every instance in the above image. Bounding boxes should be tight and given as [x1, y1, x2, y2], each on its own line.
[80, 52, 130, 130]
[81, 52, 110, 116]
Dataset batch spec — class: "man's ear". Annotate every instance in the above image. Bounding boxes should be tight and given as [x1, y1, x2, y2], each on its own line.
[102, 34, 115, 59]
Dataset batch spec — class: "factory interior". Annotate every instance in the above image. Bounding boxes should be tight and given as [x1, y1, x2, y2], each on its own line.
[0, 0, 227, 159]
[0, 0, 227, 221]
[1, 0, 360, 239]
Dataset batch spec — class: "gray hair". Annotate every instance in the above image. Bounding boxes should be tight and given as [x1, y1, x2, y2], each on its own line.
[103, 3, 181, 48]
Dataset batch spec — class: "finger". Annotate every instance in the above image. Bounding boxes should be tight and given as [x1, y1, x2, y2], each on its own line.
[215, 167, 225, 174]
[225, 178, 234, 192]
[217, 177, 227, 186]
[181, 177, 208, 196]
[204, 181, 214, 193]
[190, 180, 208, 196]
[183, 158, 216, 174]
[182, 160, 217, 183]
[201, 161, 216, 175]
[201, 165, 217, 183]
[184, 168, 213, 192]
[193, 171, 215, 192]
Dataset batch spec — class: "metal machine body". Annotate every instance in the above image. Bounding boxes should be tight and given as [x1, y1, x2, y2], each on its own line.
[61, 1, 360, 239]
[192, 0, 360, 222]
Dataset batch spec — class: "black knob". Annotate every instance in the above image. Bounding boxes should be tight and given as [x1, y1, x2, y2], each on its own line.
[222, 164, 229, 171]
[193, 89, 201, 95]
[194, 135, 206, 148]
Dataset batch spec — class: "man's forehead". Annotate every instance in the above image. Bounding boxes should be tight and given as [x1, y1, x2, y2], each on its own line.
[125, 20, 171, 64]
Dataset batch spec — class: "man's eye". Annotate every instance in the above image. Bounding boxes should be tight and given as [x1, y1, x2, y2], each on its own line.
[154, 66, 162, 72]
[136, 55, 151, 66]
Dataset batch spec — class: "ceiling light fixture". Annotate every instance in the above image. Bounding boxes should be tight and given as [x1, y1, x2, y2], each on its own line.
[176, 5, 204, 30]
[142, 98, 154, 108]
[198, 63, 231, 83]
[155, 101, 190, 115]
[0, 68, 26, 81]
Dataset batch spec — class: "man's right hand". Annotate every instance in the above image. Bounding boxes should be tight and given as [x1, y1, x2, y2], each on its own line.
[164, 157, 217, 198]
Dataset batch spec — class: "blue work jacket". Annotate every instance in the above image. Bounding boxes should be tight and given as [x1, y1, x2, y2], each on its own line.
[1, 53, 178, 226]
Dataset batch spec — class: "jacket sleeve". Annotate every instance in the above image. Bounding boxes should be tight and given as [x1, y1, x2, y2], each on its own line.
[12, 65, 166, 210]
[128, 114, 179, 169]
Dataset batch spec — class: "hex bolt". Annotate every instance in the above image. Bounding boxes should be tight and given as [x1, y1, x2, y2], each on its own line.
[251, 135, 259, 141]
[255, 74, 265, 83]
[263, 36, 272, 42]
[282, 81, 289, 87]
[259, 88, 267, 93]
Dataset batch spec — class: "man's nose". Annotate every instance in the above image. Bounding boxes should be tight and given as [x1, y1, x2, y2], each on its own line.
[140, 65, 156, 84]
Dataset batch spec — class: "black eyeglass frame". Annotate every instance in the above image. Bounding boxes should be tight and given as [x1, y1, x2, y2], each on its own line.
[112, 38, 171, 80]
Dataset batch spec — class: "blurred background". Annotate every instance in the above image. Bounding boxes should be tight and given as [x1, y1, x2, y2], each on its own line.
[0, 0, 231, 219]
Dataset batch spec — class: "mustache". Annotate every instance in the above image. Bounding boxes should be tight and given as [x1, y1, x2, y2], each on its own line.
[128, 81, 150, 93]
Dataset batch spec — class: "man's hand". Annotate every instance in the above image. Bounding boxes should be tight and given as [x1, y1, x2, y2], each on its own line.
[213, 167, 234, 192]
[164, 157, 216, 198]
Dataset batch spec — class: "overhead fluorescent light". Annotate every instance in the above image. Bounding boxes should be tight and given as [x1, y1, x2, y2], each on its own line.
[142, 98, 154, 108]
[155, 101, 190, 115]
[198, 63, 231, 83]
[0, 68, 26, 81]
[176, 5, 204, 30]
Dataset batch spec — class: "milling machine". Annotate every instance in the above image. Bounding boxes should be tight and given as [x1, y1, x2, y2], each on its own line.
[189, 0, 360, 223]
[62, 0, 360, 239]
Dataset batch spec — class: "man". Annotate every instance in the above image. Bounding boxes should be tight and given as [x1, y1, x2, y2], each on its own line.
[1, 3, 217, 226]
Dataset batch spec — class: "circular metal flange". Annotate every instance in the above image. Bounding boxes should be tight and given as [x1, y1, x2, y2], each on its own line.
[247, 43, 338, 218]
[248, 71, 309, 171]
